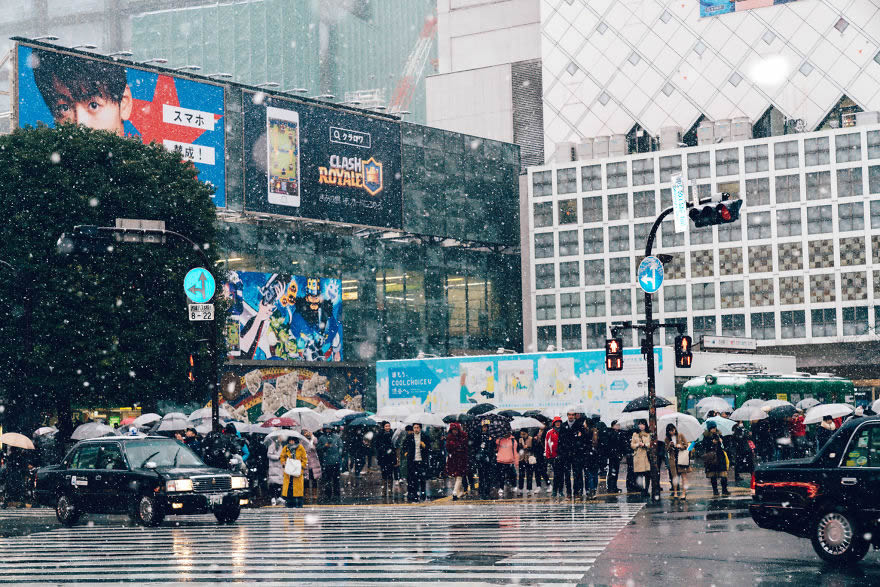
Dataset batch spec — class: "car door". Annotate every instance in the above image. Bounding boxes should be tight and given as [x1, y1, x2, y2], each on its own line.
[837, 423, 880, 517]
[92, 443, 128, 513]
[66, 444, 101, 511]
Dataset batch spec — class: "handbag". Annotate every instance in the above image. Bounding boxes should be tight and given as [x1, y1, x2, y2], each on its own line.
[284, 457, 302, 477]
[677, 449, 690, 467]
[528, 455, 537, 465]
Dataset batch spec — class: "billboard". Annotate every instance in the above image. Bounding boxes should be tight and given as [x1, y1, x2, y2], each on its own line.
[244, 92, 402, 228]
[377, 347, 674, 423]
[224, 271, 343, 362]
[16, 44, 227, 207]
[700, 0, 799, 18]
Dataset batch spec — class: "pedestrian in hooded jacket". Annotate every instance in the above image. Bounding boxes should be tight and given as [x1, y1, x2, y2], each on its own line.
[495, 431, 519, 496]
[300, 430, 322, 501]
[702, 421, 730, 496]
[266, 435, 284, 505]
[375, 422, 397, 498]
[605, 420, 625, 493]
[630, 420, 652, 497]
[544, 417, 565, 497]
[445, 423, 468, 500]
[280, 435, 308, 508]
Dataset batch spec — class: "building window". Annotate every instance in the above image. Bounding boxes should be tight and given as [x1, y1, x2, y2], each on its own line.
[693, 315, 717, 339]
[837, 167, 863, 198]
[560, 292, 581, 319]
[609, 289, 632, 315]
[870, 166, 880, 194]
[664, 284, 687, 313]
[777, 208, 802, 237]
[869, 131, 880, 159]
[719, 247, 744, 275]
[806, 171, 832, 201]
[810, 273, 837, 303]
[584, 290, 605, 317]
[687, 151, 711, 179]
[533, 202, 553, 228]
[748, 245, 773, 273]
[558, 230, 579, 256]
[690, 249, 715, 278]
[722, 314, 746, 337]
[842, 271, 868, 301]
[561, 324, 582, 350]
[537, 325, 557, 351]
[633, 190, 656, 218]
[532, 171, 552, 196]
[807, 205, 833, 234]
[776, 174, 800, 204]
[634, 223, 652, 248]
[692, 282, 715, 311]
[751, 312, 776, 340]
[632, 158, 655, 186]
[808, 239, 834, 269]
[535, 294, 556, 320]
[843, 306, 869, 336]
[583, 228, 603, 255]
[774, 140, 799, 170]
[746, 177, 770, 206]
[839, 236, 866, 266]
[781, 310, 806, 338]
[534, 233, 554, 258]
[557, 199, 577, 224]
[582, 196, 603, 223]
[583, 260, 604, 286]
[581, 165, 602, 191]
[558, 261, 580, 288]
[609, 257, 631, 284]
[609, 226, 630, 252]
[745, 144, 769, 173]
[690, 223, 714, 245]
[659, 155, 681, 183]
[607, 193, 629, 220]
[779, 275, 805, 305]
[871, 200, 880, 229]
[811, 308, 837, 337]
[661, 219, 684, 248]
[804, 137, 830, 166]
[557, 167, 577, 194]
[716, 148, 740, 176]
[750, 278, 775, 307]
[718, 216, 742, 242]
[839, 202, 865, 232]
[607, 162, 628, 189]
[535, 263, 555, 289]
[585, 323, 606, 349]
[720, 280, 744, 308]
[836, 133, 862, 163]
[747, 211, 772, 239]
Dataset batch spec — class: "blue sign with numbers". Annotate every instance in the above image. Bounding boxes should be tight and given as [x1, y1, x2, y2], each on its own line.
[638, 256, 664, 294]
[184, 267, 216, 303]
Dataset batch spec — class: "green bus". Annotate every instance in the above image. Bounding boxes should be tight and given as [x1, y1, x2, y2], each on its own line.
[680, 365, 854, 414]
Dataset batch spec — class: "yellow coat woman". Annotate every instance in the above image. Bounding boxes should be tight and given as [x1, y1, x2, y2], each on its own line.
[280, 438, 308, 505]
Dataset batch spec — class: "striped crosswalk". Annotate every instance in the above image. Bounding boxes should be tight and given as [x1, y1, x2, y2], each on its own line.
[0, 501, 644, 584]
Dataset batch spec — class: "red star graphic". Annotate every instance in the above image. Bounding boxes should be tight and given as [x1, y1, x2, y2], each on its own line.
[127, 75, 223, 145]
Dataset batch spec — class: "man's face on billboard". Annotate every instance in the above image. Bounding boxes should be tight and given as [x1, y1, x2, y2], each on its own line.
[50, 79, 132, 136]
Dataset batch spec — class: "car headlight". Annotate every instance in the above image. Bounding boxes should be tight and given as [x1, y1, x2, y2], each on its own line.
[230, 476, 248, 490]
[166, 479, 194, 492]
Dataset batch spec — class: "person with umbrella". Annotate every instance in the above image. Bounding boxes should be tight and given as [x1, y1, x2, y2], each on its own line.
[445, 422, 468, 500]
[731, 422, 754, 482]
[515, 428, 537, 495]
[495, 426, 519, 497]
[701, 421, 730, 496]
[184, 427, 202, 457]
[300, 429, 322, 502]
[375, 422, 397, 499]
[266, 432, 284, 505]
[665, 423, 690, 498]
[403, 422, 431, 502]
[316, 425, 343, 500]
[474, 420, 497, 499]
[817, 415, 837, 451]
[280, 435, 308, 508]
[582, 417, 600, 499]
[544, 417, 563, 497]
[789, 408, 807, 458]
[557, 412, 578, 498]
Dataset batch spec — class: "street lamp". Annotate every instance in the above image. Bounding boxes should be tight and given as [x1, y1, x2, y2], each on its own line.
[140, 58, 168, 65]
[172, 65, 202, 72]
[256, 82, 279, 89]
[106, 50, 133, 58]
[71, 44, 98, 50]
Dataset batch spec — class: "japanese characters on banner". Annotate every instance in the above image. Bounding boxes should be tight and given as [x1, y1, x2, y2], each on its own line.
[700, 0, 799, 18]
[243, 93, 403, 228]
[16, 44, 226, 206]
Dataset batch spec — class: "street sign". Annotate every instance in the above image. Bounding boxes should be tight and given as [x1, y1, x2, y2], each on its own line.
[609, 380, 629, 391]
[184, 267, 215, 303]
[188, 303, 215, 321]
[671, 173, 688, 233]
[638, 256, 664, 294]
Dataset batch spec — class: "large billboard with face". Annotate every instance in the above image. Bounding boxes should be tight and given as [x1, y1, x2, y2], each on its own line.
[16, 44, 227, 207]
[700, 0, 799, 18]
[244, 92, 402, 228]
[224, 271, 343, 362]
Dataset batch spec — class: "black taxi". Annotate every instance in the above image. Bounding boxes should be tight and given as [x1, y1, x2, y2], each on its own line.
[35, 436, 249, 527]
[750, 415, 880, 564]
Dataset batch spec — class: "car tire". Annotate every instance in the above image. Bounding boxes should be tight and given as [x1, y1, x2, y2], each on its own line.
[55, 494, 81, 527]
[214, 502, 241, 524]
[134, 495, 165, 527]
[811, 506, 869, 564]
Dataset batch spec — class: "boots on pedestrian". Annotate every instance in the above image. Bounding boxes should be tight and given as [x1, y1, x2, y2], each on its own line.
[721, 477, 730, 495]
[711, 477, 719, 496]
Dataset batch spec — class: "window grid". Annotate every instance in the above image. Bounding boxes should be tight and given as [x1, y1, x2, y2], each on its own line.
[559, 261, 580, 288]
[836, 133, 862, 163]
[581, 165, 602, 191]
[607, 162, 628, 189]
[532, 171, 552, 196]
[632, 158, 655, 186]
[609, 225, 630, 252]
[839, 202, 865, 233]
[807, 205, 833, 235]
[774, 140, 799, 170]
[837, 167, 863, 198]
[806, 171, 831, 200]
[533, 202, 553, 228]
[775, 174, 800, 204]
[560, 292, 580, 319]
[556, 168, 577, 194]
[582, 196, 603, 223]
[745, 144, 769, 173]
[607, 193, 629, 220]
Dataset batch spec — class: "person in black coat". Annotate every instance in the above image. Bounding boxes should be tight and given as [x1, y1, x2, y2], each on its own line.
[474, 422, 496, 499]
[557, 412, 578, 498]
[402, 423, 431, 502]
[375, 422, 397, 497]
[605, 420, 625, 493]
[568, 416, 590, 498]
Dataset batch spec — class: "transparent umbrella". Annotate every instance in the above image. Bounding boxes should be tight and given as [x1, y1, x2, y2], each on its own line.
[71, 422, 116, 440]
[157, 413, 190, 432]
[804, 403, 853, 425]
[796, 398, 821, 411]
[729, 406, 768, 422]
[132, 413, 161, 427]
[280, 407, 326, 431]
[657, 413, 703, 442]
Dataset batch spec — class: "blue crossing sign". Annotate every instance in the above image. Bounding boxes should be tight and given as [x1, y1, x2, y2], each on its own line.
[638, 256, 664, 294]
[184, 267, 216, 303]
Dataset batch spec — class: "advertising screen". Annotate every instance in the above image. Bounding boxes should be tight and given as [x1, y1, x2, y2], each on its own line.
[700, 0, 799, 18]
[244, 93, 402, 228]
[16, 44, 226, 207]
[224, 271, 343, 362]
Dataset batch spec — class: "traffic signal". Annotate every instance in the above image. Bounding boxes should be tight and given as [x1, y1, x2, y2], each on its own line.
[675, 335, 693, 368]
[187, 353, 197, 382]
[689, 197, 743, 228]
[605, 338, 623, 371]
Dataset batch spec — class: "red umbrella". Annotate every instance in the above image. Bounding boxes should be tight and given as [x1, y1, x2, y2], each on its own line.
[261, 417, 298, 428]
[121, 417, 137, 426]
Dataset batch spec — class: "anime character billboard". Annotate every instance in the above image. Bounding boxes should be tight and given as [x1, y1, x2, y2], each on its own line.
[16, 43, 226, 207]
[700, 0, 799, 17]
[225, 271, 343, 362]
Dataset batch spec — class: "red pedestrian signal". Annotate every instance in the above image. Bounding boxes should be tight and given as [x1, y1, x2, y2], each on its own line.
[605, 338, 623, 371]
[188, 354, 196, 382]
[675, 335, 693, 368]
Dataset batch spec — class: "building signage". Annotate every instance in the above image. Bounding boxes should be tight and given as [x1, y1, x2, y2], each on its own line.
[15, 44, 227, 207]
[701, 335, 758, 351]
[243, 93, 402, 228]
[700, 0, 800, 18]
[670, 173, 688, 233]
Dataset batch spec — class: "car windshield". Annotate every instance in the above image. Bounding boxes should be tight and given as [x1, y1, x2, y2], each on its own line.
[123, 439, 204, 468]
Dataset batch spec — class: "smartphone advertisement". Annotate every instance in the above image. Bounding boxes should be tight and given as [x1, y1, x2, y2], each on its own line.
[244, 93, 402, 228]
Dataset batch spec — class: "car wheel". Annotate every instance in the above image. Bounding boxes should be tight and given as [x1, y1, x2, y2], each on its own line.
[811, 507, 868, 564]
[214, 502, 241, 524]
[55, 494, 80, 527]
[134, 495, 165, 527]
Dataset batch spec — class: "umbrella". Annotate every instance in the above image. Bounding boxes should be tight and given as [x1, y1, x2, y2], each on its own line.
[443, 413, 475, 424]
[703, 417, 736, 436]
[120, 417, 137, 426]
[195, 422, 213, 435]
[340, 412, 369, 424]
[804, 403, 854, 425]
[157, 413, 190, 432]
[188, 406, 233, 421]
[522, 412, 551, 425]
[281, 407, 329, 431]
[695, 397, 731, 415]
[334, 408, 358, 419]
[256, 413, 273, 422]
[0, 432, 35, 450]
[767, 404, 797, 419]
[510, 416, 544, 430]
[657, 413, 703, 442]
[346, 416, 377, 428]
[467, 403, 496, 415]
[403, 412, 446, 428]
[796, 398, 821, 411]
[623, 395, 673, 413]
[376, 405, 420, 420]
[261, 417, 298, 428]
[263, 429, 313, 448]
[872, 398, 880, 414]
[132, 413, 161, 427]
[473, 413, 513, 437]
[71, 422, 116, 440]
[741, 399, 767, 409]
[762, 399, 793, 410]
[616, 410, 648, 429]
[33, 426, 58, 437]
[729, 406, 768, 422]
[492, 409, 522, 418]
